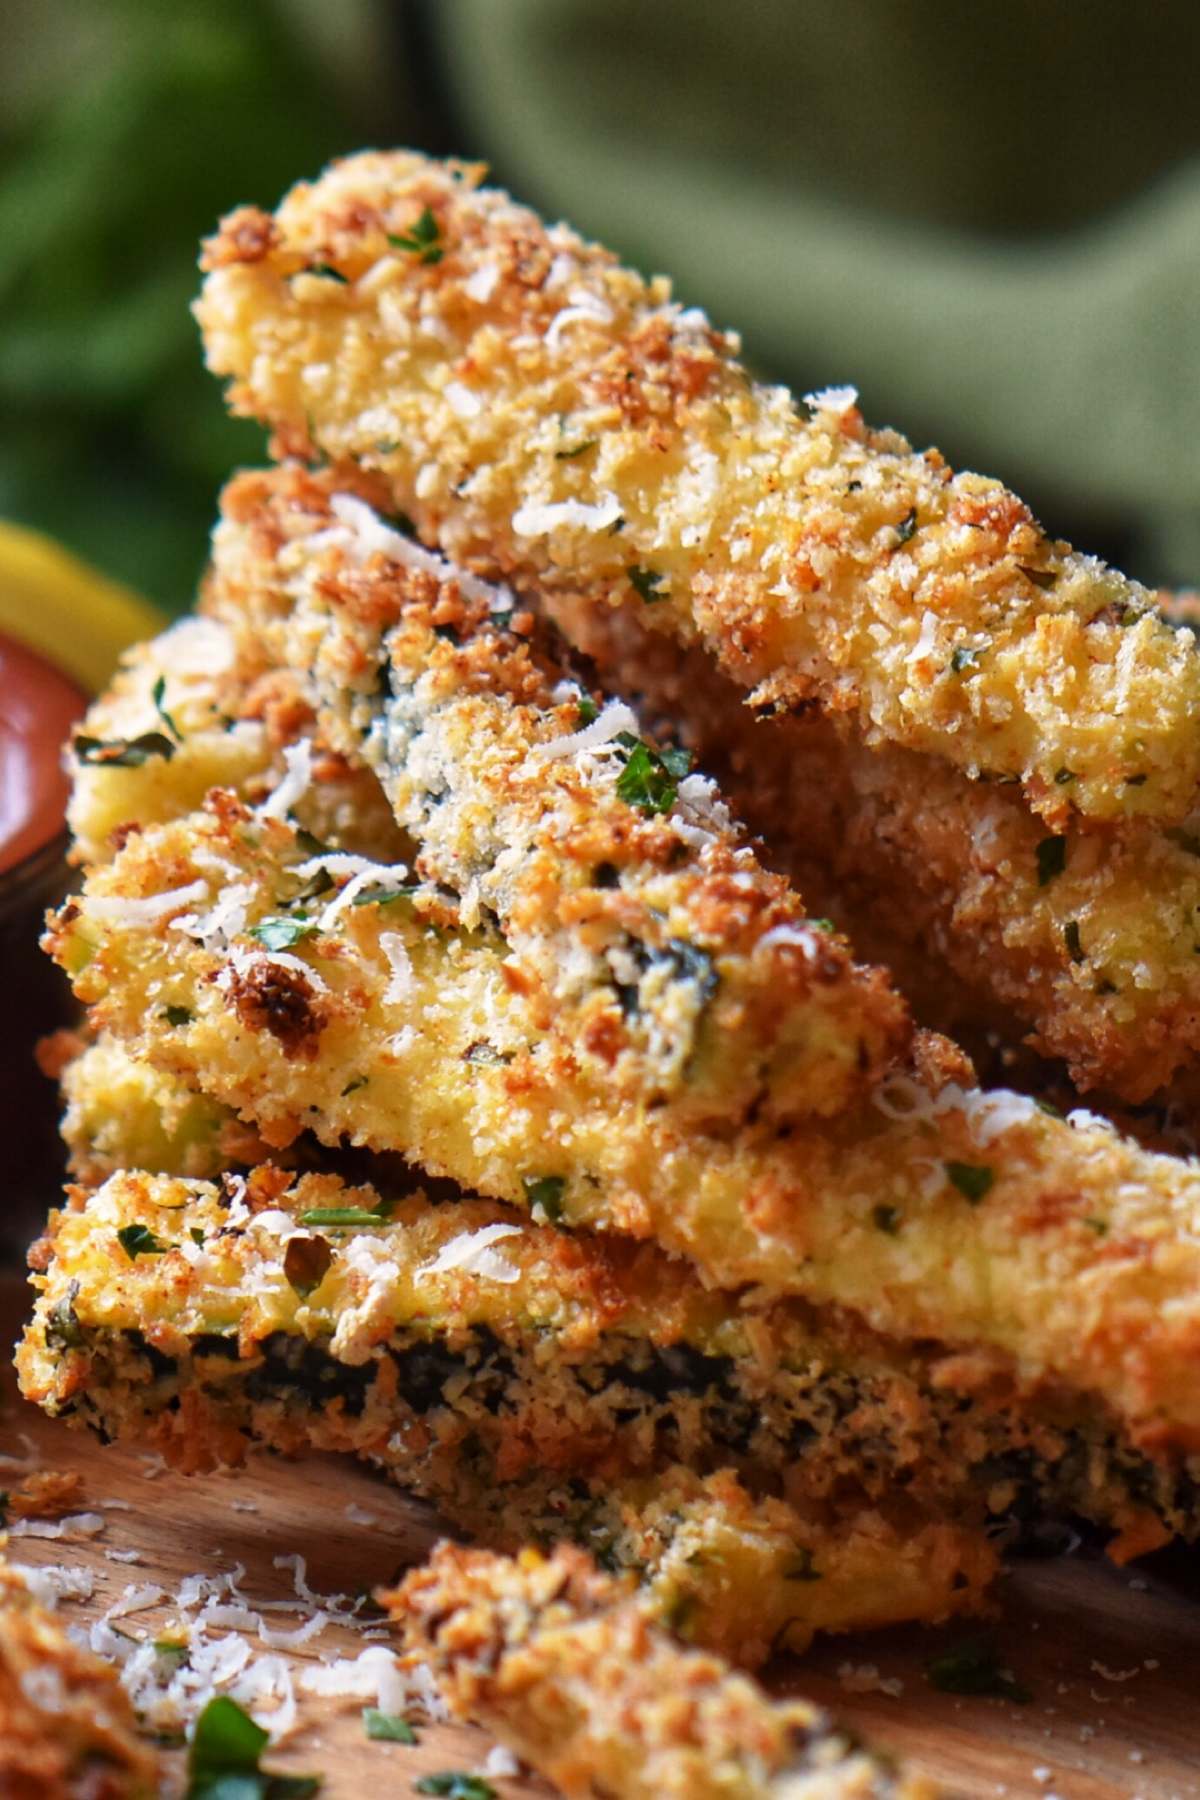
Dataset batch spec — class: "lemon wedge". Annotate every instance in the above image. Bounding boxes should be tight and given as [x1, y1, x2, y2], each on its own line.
[0, 520, 162, 693]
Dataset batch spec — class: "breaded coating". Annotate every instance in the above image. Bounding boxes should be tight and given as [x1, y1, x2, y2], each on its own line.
[387, 1542, 938, 1799]
[45, 800, 1200, 1456]
[195, 150, 1200, 830]
[0, 1559, 158, 1798]
[58, 1034, 238, 1183]
[69, 613, 408, 870]
[200, 463, 909, 1126]
[19, 1167, 1200, 1551]
[552, 592, 1200, 1103]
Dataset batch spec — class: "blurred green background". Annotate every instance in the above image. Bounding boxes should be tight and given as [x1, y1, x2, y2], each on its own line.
[3, 0, 1198, 611]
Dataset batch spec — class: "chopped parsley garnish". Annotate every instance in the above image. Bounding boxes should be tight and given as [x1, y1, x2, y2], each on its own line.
[290, 867, 335, 905]
[872, 1203, 900, 1235]
[1054, 768, 1076, 785]
[1017, 564, 1057, 591]
[362, 1708, 417, 1744]
[283, 1234, 333, 1297]
[341, 1075, 369, 1096]
[185, 1694, 321, 1797]
[784, 1548, 821, 1581]
[74, 730, 177, 768]
[629, 564, 669, 604]
[414, 1778, 495, 1800]
[154, 1637, 189, 1666]
[247, 915, 320, 952]
[1034, 1097, 1063, 1120]
[1083, 1216, 1109, 1235]
[351, 884, 420, 908]
[117, 1223, 167, 1259]
[894, 506, 918, 545]
[925, 1639, 1031, 1703]
[944, 1161, 995, 1204]
[190, 1228, 206, 1246]
[614, 731, 692, 816]
[555, 438, 598, 460]
[575, 695, 599, 727]
[388, 206, 443, 264]
[298, 1207, 391, 1228]
[44, 1294, 83, 1349]
[303, 262, 347, 283]
[463, 1040, 514, 1066]
[1064, 919, 1085, 962]
[1035, 836, 1066, 886]
[524, 1173, 566, 1224]
[162, 1005, 192, 1027]
[950, 643, 987, 674]
[152, 674, 183, 742]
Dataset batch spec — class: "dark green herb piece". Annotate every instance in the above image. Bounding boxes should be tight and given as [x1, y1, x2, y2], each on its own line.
[949, 642, 988, 673]
[1064, 920, 1085, 962]
[362, 1709, 416, 1744]
[152, 674, 183, 742]
[298, 1208, 390, 1228]
[44, 1292, 84, 1349]
[1035, 837, 1066, 886]
[341, 1076, 369, 1096]
[808, 918, 835, 931]
[925, 1639, 1031, 1703]
[283, 1234, 333, 1297]
[629, 565, 669, 604]
[608, 513, 626, 534]
[294, 829, 331, 857]
[117, 1223, 166, 1259]
[414, 1778, 495, 1800]
[944, 1162, 995, 1204]
[388, 206, 443, 264]
[304, 262, 347, 283]
[74, 730, 176, 768]
[351, 885, 420, 908]
[247, 915, 320, 952]
[190, 1228, 206, 1246]
[463, 1041, 514, 1067]
[1083, 1217, 1109, 1235]
[575, 695, 599, 727]
[154, 1637, 189, 1666]
[872, 1204, 900, 1235]
[1125, 773, 1147, 787]
[554, 439, 597, 460]
[614, 732, 692, 816]
[894, 507, 918, 545]
[384, 509, 418, 538]
[163, 1005, 193, 1027]
[1017, 564, 1057, 591]
[1034, 1098, 1063, 1120]
[186, 1694, 321, 1797]
[524, 1173, 566, 1223]
[784, 1548, 821, 1581]
[1054, 768, 1076, 785]
[290, 867, 335, 905]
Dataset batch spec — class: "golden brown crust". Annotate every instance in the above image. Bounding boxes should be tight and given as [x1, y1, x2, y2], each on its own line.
[0, 1560, 158, 1798]
[386, 1542, 940, 1799]
[195, 150, 1200, 829]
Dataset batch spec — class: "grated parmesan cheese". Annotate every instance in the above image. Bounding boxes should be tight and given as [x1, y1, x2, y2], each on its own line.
[380, 931, 414, 1004]
[530, 699, 639, 762]
[257, 738, 314, 821]
[86, 880, 209, 924]
[422, 1222, 522, 1284]
[512, 494, 623, 536]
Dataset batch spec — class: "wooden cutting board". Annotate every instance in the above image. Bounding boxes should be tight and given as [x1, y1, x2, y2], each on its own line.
[3, 1272, 1199, 1799]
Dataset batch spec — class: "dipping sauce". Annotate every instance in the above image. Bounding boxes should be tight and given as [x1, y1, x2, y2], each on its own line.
[0, 631, 87, 1262]
[0, 631, 86, 873]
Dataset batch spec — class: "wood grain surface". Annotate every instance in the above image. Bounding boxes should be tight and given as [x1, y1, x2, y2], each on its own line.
[2, 1273, 1199, 1799]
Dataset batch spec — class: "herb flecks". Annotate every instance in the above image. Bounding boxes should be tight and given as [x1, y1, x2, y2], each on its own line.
[117, 1223, 167, 1260]
[389, 206, 444, 264]
[247, 915, 320, 952]
[950, 643, 988, 674]
[162, 1005, 193, 1027]
[1017, 564, 1057, 591]
[74, 730, 177, 769]
[298, 1208, 391, 1229]
[414, 1777, 496, 1800]
[894, 507, 918, 545]
[925, 1639, 1031, 1703]
[524, 1174, 566, 1224]
[1064, 920, 1085, 963]
[152, 675, 183, 742]
[362, 1709, 417, 1744]
[185, 1694, 321, 1797]
[872, 1203, 901, 1235]
[303, 262, 348, 284]
[575, 695, 599, 727]
[1035, 837, 1066, 887]
[614, 732, 692, 816]
[944, 1162, 995, 1204]
[629, 565, 669, 604]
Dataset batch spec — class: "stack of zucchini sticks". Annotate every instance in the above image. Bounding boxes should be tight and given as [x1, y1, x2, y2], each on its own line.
[17, 150, 1200, 1795]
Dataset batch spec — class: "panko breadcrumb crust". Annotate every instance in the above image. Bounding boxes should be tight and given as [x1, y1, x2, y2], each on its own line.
[387, 1542, 939, 1799]
[44, 797, 1200, 1456]
[0, 1560, 158, 1798]
[195, 150, 1200, 831]
[543, 583, 1200, 1106]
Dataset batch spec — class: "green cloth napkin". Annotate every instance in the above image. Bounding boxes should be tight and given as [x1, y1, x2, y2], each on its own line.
[432, 0, 1200, 584]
